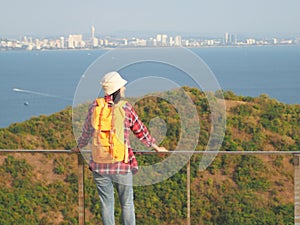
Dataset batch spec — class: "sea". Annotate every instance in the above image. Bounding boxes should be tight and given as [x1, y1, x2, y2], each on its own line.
[0, 45, 300, 128]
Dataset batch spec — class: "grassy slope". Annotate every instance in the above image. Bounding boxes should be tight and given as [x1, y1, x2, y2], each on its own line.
[0, 87, 299, 224]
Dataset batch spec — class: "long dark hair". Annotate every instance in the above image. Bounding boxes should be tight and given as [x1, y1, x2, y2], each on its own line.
[112, 89, 121, 104]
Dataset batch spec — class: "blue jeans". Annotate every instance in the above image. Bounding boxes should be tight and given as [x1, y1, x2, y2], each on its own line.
[93, 172, 136, 225]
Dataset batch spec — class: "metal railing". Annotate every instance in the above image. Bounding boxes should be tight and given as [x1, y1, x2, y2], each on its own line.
[1, 150, 300, 225]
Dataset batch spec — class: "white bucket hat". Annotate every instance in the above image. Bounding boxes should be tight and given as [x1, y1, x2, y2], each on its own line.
[100, 71, 127, 95]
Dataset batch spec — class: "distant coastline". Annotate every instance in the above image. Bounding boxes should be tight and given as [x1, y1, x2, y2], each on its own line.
[1, 31, 300, 51]
[1, 43, 300, 52]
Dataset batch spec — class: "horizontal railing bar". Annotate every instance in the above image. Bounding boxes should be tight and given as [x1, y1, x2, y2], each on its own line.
[0, 150, 300, 155]
[134, 150, 300, 155]
[0, 150, 73, 153]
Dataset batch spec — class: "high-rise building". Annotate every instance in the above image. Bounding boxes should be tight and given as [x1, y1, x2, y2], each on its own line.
[246, 38, 256, 45]
[169, 36, 174, 46]
[68, 34, 84, 48]
[175, 36, 182, 46]
[162, 34, 168, 46]
[60, 37, 65, 48]
[91, 25, 95, 40]
[91, 25, 99, 47]
[225, 32, 235, 45]
[156, 34, 162, 42]
[225, 32, 229, 45]
[92, 38, 98, 47]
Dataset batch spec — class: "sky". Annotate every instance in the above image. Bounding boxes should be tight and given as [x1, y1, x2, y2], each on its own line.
[1, 0, 300, 37]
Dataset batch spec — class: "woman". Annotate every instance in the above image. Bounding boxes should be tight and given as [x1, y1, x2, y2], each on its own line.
[74, 71, 167, 225]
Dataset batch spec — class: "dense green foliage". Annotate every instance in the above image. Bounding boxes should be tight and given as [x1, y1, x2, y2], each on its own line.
[0, 155, 78, 225]
[0, 87, 299, 224]
[0, 107, 75, 150]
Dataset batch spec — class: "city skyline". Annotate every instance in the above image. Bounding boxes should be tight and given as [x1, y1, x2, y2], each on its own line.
[1, 0, 300, 37]
[1, 28, 299, 51]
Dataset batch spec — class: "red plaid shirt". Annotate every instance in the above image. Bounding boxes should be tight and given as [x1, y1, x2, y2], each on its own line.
[77, 97, 155, 174]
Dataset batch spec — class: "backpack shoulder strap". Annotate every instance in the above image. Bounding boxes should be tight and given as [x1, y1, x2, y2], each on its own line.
[91, 98, 106, 130]
[95, 98, 105, 107]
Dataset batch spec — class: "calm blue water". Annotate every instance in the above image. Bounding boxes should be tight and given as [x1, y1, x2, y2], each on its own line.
[0, 46, 299, 128]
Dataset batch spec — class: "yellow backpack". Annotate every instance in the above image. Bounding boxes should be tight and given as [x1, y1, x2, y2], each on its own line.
[91, 98, 128, 163]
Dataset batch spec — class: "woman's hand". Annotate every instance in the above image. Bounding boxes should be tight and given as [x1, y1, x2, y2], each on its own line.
[152, 144, 168, 152]
[71, 146, 80, 153]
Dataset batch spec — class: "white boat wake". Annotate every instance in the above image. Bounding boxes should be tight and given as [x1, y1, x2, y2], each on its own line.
[12, 88, 72, 101]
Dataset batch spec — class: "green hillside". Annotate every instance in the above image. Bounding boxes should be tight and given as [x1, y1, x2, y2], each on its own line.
[0, 87, 299, 224]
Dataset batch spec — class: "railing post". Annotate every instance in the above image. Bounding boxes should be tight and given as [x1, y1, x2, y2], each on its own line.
[78, 154, 85, 225]
[187, 159, 191, 225]
[294, 154, 300, 225]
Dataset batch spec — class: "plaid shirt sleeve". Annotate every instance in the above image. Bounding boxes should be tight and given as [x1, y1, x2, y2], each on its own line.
[77, 101, 96, 148]
[125, 102, 156, 147]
